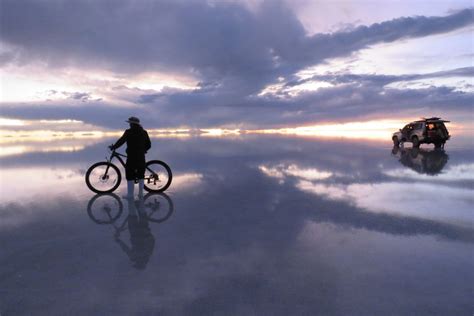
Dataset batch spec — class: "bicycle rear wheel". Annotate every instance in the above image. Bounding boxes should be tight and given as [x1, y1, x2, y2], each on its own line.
[87, 193, 123, 224]
[144, 160, 172, 192]
[85, 162, 122, 193]
[142, 193, 174, 223]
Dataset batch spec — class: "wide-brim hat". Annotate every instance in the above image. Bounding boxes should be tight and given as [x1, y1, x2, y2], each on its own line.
[126, 116, 141, 125]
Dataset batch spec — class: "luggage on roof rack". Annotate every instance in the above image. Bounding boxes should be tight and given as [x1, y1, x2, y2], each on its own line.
[420, 117, 450, 123]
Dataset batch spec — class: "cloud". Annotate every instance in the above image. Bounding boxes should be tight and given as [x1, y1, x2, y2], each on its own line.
[286, 67, 474, 87]
[1, 1, 472, 88]
[1, 1, 473, 127]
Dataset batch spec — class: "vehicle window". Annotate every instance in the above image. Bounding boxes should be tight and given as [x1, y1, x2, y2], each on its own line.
[414, 123, 423, 130]
[427, 123, 435, 130]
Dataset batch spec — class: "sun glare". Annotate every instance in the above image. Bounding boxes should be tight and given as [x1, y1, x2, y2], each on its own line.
[0, 118, 26, 126]
[247, 119, 412, 140]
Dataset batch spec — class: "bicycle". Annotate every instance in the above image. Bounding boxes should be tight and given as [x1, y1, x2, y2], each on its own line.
[85, 147, 172, 194]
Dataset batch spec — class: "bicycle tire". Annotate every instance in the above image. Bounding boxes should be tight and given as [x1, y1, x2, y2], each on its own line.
[144, 160, 172, 192]
[85, 162, 122, 194]
[87, 193, 123, 224]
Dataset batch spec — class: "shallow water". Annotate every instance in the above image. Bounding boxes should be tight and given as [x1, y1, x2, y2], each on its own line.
[1, 135, 473, 315]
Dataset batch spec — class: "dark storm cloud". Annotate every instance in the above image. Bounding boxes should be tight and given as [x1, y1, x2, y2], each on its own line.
[0, 100, 138, 129]
[1, 0, 473, 127]
[3, 77, 471, 129]
[134, 66, 474, 127]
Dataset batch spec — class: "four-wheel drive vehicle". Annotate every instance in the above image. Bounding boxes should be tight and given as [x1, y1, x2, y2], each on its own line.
[392, 117, 450, 148]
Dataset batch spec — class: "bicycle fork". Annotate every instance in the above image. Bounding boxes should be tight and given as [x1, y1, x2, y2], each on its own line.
[102, 157, 112, 180]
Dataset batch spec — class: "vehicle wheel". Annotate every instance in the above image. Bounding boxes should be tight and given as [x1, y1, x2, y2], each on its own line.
[142, 192, 174, 223]
[85, 162, 121, 193]
[87, 193, 123, 224]
[412, 136, 420, 148]
[392, 136, 400, 146]
[434, 142, 442, 149]
[144, 160, 172, 192]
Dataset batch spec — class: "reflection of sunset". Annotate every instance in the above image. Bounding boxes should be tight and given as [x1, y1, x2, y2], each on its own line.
[200, 129, 241, 137]
[0, 144, 86, 157]
[259, 164, 333, 181]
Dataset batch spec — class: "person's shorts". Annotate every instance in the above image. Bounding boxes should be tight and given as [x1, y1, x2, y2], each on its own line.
[125, 155, 146, 181]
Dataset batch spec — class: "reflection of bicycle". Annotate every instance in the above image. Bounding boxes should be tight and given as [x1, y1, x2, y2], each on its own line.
[87, 193, 174, 224]
[85, 148, 172, 194]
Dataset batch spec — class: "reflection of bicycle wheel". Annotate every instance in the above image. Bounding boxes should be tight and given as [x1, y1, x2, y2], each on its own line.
[144, 160, 172, 193]
[143, 193, 174, 223]
[87, 194, 123, 224]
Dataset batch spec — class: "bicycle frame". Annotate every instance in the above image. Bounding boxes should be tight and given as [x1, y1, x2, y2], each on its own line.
[105, 150, 158, 183]
[107, 150, 127, 168]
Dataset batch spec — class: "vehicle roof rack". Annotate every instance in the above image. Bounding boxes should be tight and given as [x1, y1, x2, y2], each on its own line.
[418, 117, 450, 123]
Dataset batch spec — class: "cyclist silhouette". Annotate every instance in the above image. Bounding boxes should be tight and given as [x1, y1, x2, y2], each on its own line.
[109, 116, 151, 199]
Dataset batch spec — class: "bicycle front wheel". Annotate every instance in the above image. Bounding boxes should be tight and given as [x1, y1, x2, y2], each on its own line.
[144, 160, 172, 192]
[85, 162, 122, 193]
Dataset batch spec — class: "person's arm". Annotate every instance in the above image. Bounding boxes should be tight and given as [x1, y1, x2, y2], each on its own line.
[144, 130, 151, 152]
[110, 130, 128, 150]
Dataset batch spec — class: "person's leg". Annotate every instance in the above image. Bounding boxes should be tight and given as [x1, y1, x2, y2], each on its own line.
[138, 179, 144, 197]
[137, 156, 146, 197]
[124, 159, 136, 199]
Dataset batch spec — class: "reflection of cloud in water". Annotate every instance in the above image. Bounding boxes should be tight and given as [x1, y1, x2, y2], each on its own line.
[0, 167, 88, 204]
[0, 166, 203, 205]
[258, 163, 474, 227]
[171, 173, 204, 191]
[297, 180, 474, 227]
[0, 144, 86, 157]
[384, 163, 474, 181]
[0, 135, 106, 157]
[258, 164, 333, 181]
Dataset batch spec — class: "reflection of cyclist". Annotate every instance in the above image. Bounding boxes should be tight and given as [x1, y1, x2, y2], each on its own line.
[109, 117, 151, 199]
[115, 198, 155, 270]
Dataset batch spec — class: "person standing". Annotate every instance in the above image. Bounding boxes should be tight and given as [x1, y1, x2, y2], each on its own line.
[109, 116, 151, 199]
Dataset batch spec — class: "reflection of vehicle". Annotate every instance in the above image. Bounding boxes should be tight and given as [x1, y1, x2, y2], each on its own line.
[85, 148, 172, 194]
[392, 117, 450, 148]
[391, 146, 449, 175]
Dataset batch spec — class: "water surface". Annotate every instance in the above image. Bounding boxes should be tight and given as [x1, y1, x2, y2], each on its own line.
[1, 135, 473, 315]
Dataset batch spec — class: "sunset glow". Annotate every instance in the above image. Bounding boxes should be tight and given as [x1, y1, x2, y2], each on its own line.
[247, 119, 413, 140]
[0, 117, 464, 143]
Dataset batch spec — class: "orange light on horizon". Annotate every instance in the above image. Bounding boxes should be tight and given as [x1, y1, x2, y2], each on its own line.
[247, 119, 409, 140]
[247, 119, 465, 140]
[0, 118, 466, 143]
[200, 128, 241, 137]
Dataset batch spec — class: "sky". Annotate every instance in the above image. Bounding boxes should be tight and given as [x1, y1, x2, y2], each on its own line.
[0, 0, 473, 131]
